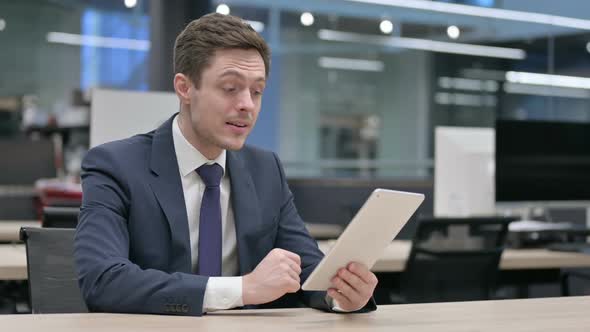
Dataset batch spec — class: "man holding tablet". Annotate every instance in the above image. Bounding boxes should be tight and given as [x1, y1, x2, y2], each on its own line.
[74, 13, 377, 316]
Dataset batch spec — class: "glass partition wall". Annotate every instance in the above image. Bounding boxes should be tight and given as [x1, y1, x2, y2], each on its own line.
[218, 0, 590, 178]
[1, 0, 589, 179]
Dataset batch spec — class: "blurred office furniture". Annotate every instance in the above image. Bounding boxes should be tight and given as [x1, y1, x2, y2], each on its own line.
[395, 216, 514, 303]
[304, 223, 342, 240]
[42, 207, 79, 228]
[561, 269, 590, 296]
[35, 178, 82, 210]
[550, 238, 590, 296]
[0, 285, 17, 314]
[0, 138, 57, 220]
[319, 236, 590, 303]
[0, 96, 23, 137]
[20, 227, 88, 313]
[0, 221, 39, 243]
[509, 223, 590, 249]
[0, 139, 57, 186]
[434, 127, 495, 217]
[0, 244, 27, 281]
[288, 177, 432, 239]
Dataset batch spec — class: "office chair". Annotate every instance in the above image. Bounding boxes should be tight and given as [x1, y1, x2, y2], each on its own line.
[561, 269, 590, 296]
[394, 216, 515, 304]
[42, 206, 80, 228]
[20, 227, 88, 313]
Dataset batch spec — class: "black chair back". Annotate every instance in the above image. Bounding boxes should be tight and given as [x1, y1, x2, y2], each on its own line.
[20, 227, 88, 313]
[400, 216, 515, 303]
[42, 206, 80, 228]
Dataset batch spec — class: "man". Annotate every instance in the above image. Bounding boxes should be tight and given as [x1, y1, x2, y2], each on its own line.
[74, 13, 377, 316]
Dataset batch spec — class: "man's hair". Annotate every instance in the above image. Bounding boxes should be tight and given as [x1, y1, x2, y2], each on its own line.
[174, 13, 270, 87]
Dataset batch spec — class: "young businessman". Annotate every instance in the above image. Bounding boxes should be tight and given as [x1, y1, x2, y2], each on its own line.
[74, 13, 377, 316]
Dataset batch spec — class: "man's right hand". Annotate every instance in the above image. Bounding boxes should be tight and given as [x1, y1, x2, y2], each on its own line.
[242, 248, 301, 305]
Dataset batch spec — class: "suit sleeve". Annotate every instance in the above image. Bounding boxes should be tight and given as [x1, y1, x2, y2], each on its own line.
[270, 153, 377, 313]
[74, 146, 209, 316]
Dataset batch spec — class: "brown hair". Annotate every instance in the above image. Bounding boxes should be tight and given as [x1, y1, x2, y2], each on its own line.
[174, 13, 270, 87]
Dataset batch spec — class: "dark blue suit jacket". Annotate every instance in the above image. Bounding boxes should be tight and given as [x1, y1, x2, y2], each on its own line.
[74, 114, 376, 316]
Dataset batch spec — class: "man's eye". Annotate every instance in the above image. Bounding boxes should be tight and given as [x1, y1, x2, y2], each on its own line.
[224, 86, 236, 92]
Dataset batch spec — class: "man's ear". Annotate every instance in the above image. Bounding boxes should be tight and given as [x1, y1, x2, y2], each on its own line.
[173, 73, 192, 105]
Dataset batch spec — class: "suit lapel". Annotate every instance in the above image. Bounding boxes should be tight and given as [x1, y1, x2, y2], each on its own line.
[148, 114, 192, 273]
[227, 150, 262, 275]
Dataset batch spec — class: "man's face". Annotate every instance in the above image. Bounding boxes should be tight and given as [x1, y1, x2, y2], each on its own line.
[180, 48, 266, 157]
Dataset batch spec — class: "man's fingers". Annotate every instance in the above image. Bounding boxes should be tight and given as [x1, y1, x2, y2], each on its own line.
[338, 268, 366, 292]
[284, 264, 301, 283]
[272, 248, 301, 266]
[348, 262, 378, 286]
[331, 276, 361, 304]
[288, 260, 302, 275]
[283, 250, 301, 266]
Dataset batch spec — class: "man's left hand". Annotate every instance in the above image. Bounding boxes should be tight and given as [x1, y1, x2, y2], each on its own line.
[327, 262, 378, 312]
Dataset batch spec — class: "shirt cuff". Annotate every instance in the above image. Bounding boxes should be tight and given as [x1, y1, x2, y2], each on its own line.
[325, 294, 352, 313]
[202, 276, 243, 312]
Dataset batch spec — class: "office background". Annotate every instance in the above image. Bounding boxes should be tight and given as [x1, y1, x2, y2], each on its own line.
[2, 0, 589, 179]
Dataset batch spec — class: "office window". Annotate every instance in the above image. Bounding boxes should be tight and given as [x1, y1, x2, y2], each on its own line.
[81, 9, 150, 91]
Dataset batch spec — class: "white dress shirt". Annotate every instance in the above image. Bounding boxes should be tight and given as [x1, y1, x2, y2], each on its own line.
[172, 115, 347, 312]
[172, 115, 243, 312]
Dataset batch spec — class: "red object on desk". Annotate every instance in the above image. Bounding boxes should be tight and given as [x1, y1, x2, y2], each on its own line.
[34, 178, 82, 218]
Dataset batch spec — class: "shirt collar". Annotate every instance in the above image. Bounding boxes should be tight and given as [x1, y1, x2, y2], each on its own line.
[172, 114, 226, 178]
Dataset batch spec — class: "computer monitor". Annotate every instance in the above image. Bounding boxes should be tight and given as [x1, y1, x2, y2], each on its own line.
[90, 89, 177, 148]
[434, 127, 495, 217]
[0, 138, 56, 185]
[495, 119, 590, 206]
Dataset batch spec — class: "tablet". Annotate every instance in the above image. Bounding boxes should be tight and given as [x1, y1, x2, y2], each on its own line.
[302, 188, 424, 291]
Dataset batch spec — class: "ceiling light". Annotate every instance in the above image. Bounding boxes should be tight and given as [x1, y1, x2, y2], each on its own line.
[124, 0, 137, 8]
[435, 92, 496, 107]
[300, 12, 315, 26]
[246, 20, 265, 33]
[318, 29, 526, 60]
[318, 57, 384, 72]
[344, 0, 590, 30]
[47, 32, 150, 51]
[438, 76, 498, 92]
[447, 25, 460, 39]
[0, 19, 6, 31]
[379, 19, 393, 34]
[504, 83, 590, 99]
[216, 4, 230, 15]
[506, 71, 590, 90]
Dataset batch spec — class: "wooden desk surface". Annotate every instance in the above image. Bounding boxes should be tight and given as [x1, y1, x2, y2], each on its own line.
[305, 223, 343, 239]
[0, 296, 588, 331]
[0, 220, 40, 242]
[0, 244, 26, 280]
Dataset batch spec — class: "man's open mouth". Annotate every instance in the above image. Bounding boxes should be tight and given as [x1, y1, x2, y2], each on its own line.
[226, 121, 248, 128]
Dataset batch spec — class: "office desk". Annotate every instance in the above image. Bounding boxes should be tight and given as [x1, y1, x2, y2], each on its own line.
[3, 240, 590, 282]
[0, 244, 26, 280]
[0, 296, 589, 331]
[0, 220, 39, 242]
[305, 223, 343, 239]
[318, 240, 590, 272]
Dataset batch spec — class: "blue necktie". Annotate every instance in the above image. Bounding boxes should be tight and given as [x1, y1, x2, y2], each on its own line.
[196, 163, 223, 276]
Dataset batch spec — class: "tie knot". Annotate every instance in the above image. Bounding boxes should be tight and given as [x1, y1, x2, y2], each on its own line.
[197, 163, 223, 187]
